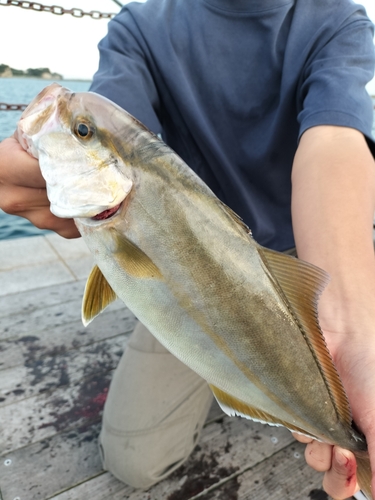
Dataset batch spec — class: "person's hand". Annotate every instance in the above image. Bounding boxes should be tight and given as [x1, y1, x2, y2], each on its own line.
[293, 431, 359, 498]
[294, 302, 375, 499]
[0, 135, 80, 238]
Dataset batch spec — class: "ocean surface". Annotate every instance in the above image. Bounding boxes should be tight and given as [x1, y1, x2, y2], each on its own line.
[0, 78, 374, 240]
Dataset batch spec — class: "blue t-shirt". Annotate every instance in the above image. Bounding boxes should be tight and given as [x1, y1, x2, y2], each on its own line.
[90, 0, 375, 251]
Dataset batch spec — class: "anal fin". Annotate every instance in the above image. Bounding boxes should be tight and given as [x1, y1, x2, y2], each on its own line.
[209, 384, 315, 437]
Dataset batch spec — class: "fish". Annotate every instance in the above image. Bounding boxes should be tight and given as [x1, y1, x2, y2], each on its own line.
[17, 83, 372, 498]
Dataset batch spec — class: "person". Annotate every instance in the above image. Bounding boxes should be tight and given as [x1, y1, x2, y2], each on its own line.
[1, 0, 375, 497]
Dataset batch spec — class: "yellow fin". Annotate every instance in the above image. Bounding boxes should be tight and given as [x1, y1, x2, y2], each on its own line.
[82, 265, 117, 326]
[111, 229, 163, 279]
[259, 246, 352, 429]
[209, 384, 315, 437]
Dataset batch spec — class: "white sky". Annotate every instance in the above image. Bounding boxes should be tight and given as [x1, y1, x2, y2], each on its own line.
[0, 0, 374, 93]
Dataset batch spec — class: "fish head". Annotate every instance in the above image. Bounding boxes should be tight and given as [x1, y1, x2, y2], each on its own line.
[17, 83, 133, 220]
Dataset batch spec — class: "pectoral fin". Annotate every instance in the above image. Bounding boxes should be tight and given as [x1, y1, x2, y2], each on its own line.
[82, 265, 117, 326]
[112, 229, 163, 279]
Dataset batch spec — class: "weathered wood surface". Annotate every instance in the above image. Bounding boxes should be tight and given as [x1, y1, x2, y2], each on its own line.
[0, 235, 354, 500]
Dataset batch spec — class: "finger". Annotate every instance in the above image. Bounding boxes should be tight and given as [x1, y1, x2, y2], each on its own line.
[17, 204, 80, 238]
[322, 447, 359, 500]
[0, 137, 46, 188]
[0, 186, 80, 238]
[19, 208, 80, 238]
[304, 440, 334, 472]
[33, 215, 81, 239]
[0, 185, 50, 215]
[292, 432, 314, 444]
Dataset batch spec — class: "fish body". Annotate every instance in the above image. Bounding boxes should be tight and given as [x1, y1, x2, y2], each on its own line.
[17, 84, 371, 497]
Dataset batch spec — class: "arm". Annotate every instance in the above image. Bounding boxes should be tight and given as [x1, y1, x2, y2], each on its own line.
[292, 124, 375, 498]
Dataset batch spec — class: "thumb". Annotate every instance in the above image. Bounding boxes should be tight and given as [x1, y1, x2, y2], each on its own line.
[322, 447, 359, 500]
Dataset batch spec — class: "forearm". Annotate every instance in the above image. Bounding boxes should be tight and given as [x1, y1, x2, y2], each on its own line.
[291, 125, 375, 338]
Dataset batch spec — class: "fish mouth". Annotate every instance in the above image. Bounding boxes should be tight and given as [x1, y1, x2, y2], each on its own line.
[92, 202, 122, 221]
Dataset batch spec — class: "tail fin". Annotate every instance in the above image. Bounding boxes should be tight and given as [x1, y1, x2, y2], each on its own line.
[355, 452, 373, 499]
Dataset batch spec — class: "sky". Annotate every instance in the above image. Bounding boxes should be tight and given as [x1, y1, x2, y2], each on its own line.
[0, 0, 374, 93]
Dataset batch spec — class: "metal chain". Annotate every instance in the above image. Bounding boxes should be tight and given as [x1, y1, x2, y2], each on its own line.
[0, 0, 117, 19]
[0, 103, 27, 111]
[0, 1, 119, 111]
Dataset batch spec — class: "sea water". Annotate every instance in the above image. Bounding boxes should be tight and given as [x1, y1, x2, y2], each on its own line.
[0, 79, 374, 240]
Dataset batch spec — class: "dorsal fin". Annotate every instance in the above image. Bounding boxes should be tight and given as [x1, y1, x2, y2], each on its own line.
[209, 384, 317, 439]
[82, 265, 117, 326]
[259, 246, 352, 428]
[218, 200, 253, 236]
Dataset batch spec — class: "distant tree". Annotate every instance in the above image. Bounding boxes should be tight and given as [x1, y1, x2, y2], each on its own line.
[27, 67, 51, 77]
[0, 64, 62, 79]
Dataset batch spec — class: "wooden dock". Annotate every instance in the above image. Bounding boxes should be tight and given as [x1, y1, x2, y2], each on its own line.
[0, 233, 358, 500]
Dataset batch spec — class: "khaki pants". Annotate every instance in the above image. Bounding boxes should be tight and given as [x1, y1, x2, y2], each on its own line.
[99, 322, 213, 489]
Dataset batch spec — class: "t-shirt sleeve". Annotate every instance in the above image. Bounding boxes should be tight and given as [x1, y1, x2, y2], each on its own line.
[89, 9, 163, 135]
[297, 6, 375, 152]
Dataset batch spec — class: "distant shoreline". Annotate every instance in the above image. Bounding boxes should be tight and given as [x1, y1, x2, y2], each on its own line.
[1, 75, 91, 83]
[0, 64, 92, 82]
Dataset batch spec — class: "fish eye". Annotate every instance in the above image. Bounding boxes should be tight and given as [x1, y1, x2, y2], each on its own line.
[74, 122, 94, 139]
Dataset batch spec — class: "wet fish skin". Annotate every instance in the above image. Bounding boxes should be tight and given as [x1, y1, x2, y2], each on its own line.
[17, 84, 372, 498]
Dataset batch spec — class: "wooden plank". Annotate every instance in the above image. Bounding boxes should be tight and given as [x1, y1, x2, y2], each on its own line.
[134, 420, 294, 500]
[0, 334, 128, 408]
[191, 441, 323, 500]
[0, 305, 136, 371]
[1, 411, 295, 500]
[44, 233, 94, 281]
[44, 417, 295, 500]
[0, 280, 87, 319]
[0, 260, 76, 296]
[45, 472, 126, 500]
[0, 235, 93, 296]
[0, 369, 113, 455]
[198, 441, 359, 500]
[0, 289, 125, 342]
[0, 235, 60, 272]
[0, 422, 104, 500]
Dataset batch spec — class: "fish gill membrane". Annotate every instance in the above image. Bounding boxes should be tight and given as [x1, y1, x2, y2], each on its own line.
[17, 83, 372, 498]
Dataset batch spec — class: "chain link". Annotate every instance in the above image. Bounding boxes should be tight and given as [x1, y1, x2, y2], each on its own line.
[0, 0, 118, 112]
[0, 0, 116, 19]
[0, 103, 28, 111]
